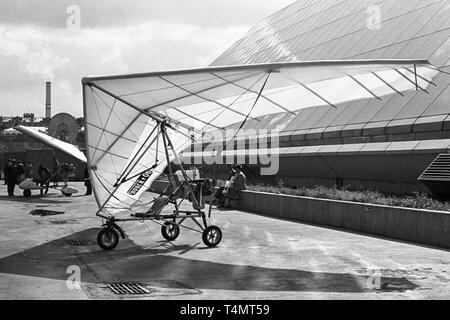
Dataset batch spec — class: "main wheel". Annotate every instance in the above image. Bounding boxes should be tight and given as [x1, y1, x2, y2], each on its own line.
[97, 228, 119, 251]
[62, 191, 72, 197]
[202, 226, 222, 248]
[161, 222, 180, 241]
[23, 189, 31, 197]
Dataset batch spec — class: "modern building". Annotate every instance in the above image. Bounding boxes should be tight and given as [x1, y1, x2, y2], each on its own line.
[200, 0, 450, 195]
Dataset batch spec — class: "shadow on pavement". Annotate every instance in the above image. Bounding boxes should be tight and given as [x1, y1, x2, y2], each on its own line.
[0, 195, 72, 204]
[28, 209, 65, 216]
[0, 228, 419, 293]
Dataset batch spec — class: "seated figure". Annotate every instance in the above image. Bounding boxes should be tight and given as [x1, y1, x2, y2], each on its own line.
[218, 165, 247, 208]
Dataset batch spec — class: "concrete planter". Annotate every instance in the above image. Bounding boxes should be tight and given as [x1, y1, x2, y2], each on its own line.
[238, 190, 450, 249]
[150, 181, 450, 249]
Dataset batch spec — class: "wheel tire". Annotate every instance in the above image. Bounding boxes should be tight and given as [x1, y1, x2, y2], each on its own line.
[202, 226, 222, 248]
[62, 191, 72, 197]
[23, 189, 32, 197]
[97, 228, 119, 251]
[161, 222, 180, 241]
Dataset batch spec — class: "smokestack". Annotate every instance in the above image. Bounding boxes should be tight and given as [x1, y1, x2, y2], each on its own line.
[45, 81, 51, 119]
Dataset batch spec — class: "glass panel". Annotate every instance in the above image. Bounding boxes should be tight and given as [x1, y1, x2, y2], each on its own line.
[333, 98, 372, 126]
[429, 35, 450, 66]
[297, 106, 332, 129]
[416, 0, 450, 36]
[395, 35, 432, 59]
[284, 107, 317, 132]
[395, 2, 444, 43]
[369, 91, 417, 121]
[422, 82, 450, 117]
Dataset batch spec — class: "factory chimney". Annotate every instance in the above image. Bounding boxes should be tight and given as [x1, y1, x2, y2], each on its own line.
[45, 81, 51, 119]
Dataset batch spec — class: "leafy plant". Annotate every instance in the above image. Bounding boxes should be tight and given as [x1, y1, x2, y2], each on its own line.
[247, 184, 450, 212]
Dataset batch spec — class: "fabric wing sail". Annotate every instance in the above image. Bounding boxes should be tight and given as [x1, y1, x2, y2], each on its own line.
[82, 59, 439, 216]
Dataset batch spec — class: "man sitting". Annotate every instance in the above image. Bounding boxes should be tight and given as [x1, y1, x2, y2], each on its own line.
[221, 165, 247, 208]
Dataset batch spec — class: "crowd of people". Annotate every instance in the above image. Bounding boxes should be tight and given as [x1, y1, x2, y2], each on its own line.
[2, 159, 91, 197]
[3, 159, 245, 201]
[3, 159, 34, 196]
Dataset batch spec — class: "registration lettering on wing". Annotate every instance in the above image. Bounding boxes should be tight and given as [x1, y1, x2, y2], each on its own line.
[127, 169, 153, 195]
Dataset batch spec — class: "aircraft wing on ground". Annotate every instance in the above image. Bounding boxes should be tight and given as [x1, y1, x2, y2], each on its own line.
[82, 59, 440, 215]
[15, 125, 87, 163]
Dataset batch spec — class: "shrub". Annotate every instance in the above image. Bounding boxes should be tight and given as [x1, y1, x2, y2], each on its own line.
[247, 184, 450, 212]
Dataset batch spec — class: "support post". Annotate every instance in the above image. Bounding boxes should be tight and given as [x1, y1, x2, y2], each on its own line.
[161, 122, 201, 211]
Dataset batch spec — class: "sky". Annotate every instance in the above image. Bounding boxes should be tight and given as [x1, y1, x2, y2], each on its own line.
[0, 0, 296, 118]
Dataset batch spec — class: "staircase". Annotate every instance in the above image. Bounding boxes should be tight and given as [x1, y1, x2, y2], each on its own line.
[419, 154, 450, 199]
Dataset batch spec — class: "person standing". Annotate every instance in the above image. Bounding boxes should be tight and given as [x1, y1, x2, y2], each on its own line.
[84, 166, 92, 196]
[38, 165, 51, 196]
[5, 159, 17, 196]
[16, 161, 25, 184]
[3, 161, 8, 185]
[25, 161, 34, 179]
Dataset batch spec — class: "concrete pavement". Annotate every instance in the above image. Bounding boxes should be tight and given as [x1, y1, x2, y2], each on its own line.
[0, 183, 449, 300]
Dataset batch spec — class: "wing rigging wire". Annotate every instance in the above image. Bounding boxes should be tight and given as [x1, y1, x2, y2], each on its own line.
[281, 73, 338, 109]
[91, 88, 142, 141]
[168, 107, 226, 131]
[199, 71, 271, 132]
[394, 69, 429, 93]
[90, 88, 121, 177]
[212, 72, 297, 116]
[370, 72, 404, 97]
[225, 71, 272, 148]
[143, 70, 260, 111]
[116, 69, 257, 100]
[403, 67, 438, 87]
[89, 96, 117, 162]
[347, 74, 382, 101]
[87, 122, 137, 144]
[89, 146, 130, 161]
[158, 75, 262, 122]
[114, 123, 160, 186]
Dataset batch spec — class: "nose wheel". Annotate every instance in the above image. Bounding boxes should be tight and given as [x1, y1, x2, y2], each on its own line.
[202, 226, 222, 248]
[161, 222, 180, 241]
[97, 228, 119, 251]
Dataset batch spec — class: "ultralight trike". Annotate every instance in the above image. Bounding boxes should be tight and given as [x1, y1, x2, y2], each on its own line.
[95, 121, 222, 251]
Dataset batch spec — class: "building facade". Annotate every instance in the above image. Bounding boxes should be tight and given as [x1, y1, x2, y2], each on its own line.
[203, 0, 450, 194]
[1, 113, 86, 181]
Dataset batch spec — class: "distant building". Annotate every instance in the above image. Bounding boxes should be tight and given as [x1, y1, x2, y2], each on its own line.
[0, 113, 85, 181]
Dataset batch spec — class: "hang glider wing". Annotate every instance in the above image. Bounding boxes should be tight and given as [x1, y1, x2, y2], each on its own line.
[15, 125, 87, 163]
[82, 59, 439, 216]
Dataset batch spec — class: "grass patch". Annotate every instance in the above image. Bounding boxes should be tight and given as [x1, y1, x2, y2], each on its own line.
[246, 181, 450, 212]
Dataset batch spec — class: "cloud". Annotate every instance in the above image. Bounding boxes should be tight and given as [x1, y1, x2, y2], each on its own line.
[0, 22, 248, 117]
[0, 1, 297, 117]
[0, 0, 296, 29]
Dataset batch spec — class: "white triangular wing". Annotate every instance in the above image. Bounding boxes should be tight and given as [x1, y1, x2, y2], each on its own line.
[15, 125, 87, 163]
[82, 59, 438, 215]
